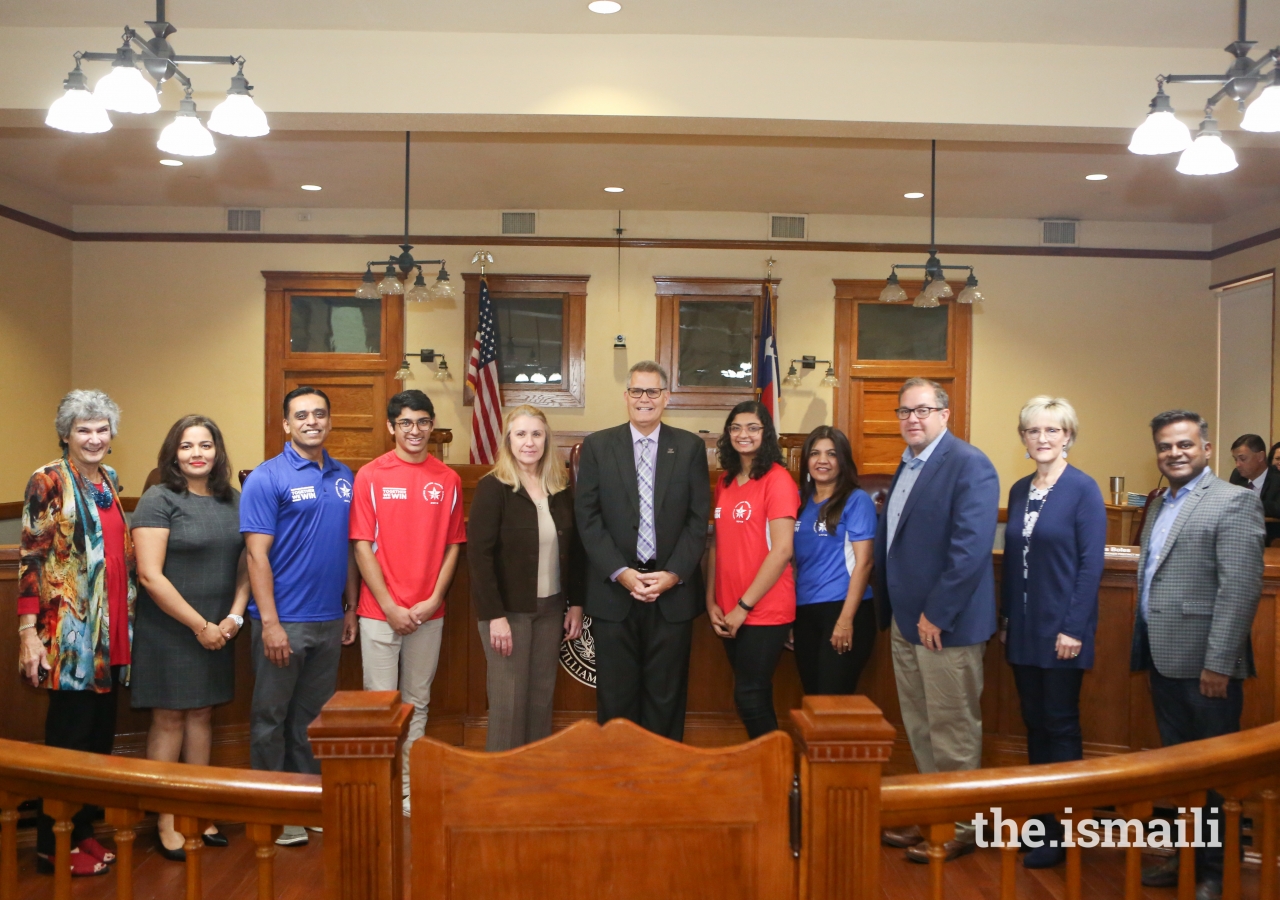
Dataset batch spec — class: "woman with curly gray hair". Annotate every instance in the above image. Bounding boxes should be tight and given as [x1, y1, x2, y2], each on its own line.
[18, 389, 134, 878]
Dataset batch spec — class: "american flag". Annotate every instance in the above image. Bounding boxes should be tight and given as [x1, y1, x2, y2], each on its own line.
[756, 280, 780, 431]
[467, 276, 503, 464]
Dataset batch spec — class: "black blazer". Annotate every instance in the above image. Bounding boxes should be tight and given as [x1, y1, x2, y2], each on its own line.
[467, 474, 584, 621]
[574, 422, 710, 623]
[1229, 467, 1280, 541]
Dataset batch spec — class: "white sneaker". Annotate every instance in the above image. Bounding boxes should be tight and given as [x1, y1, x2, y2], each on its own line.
[275, 825, 308, 846]
[305, 826, 323, 834]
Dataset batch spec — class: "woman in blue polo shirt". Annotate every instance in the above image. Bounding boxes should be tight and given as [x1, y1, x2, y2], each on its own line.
[792, 426, 877, 695]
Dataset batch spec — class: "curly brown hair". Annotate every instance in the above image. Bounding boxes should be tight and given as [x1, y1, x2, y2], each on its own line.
[157, 415, 234, 501]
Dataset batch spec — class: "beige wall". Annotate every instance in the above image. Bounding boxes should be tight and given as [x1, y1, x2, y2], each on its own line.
[0, 217, 71, 501]
[62, 231, 1214, 505]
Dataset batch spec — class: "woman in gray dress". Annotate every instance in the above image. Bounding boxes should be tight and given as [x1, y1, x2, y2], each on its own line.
[131, 415, 249, 860]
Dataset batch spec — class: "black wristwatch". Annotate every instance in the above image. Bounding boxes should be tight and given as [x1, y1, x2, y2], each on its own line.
[736, 598, 754, 614]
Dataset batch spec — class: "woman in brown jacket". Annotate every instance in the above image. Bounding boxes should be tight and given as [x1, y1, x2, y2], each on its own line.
[468, 404, 584, 751]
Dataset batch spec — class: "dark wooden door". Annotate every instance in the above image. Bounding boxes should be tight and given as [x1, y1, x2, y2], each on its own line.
[263, 271, 404, 473]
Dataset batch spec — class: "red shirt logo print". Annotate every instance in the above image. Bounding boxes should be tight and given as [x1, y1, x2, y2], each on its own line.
[733, 501, 752, 522]
[423, 482, 445, 504]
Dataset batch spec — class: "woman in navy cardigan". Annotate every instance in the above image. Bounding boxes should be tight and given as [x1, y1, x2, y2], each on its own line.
[1001, 396, 1106, 869]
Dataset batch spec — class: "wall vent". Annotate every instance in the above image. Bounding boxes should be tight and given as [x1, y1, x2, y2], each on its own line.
[227, 209, 262, 232]
[1040, 219, 1079, 246]
[770, 214, 807, 240]
[502, 211, 536, 235]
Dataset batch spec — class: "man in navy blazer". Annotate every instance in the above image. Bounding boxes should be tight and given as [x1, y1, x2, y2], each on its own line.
[874, 378, 1000, 863]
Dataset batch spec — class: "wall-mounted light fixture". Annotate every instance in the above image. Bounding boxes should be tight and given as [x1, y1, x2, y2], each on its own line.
[419, 349, 453, 382]
[783, 355, 838, 388]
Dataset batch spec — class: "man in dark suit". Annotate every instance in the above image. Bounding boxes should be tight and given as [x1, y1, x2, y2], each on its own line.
[1228, 433, 1280, 542]
[1136, 412, 1265, 900]
[575, 361, 711, 741]
[874, 377, 1000, 863]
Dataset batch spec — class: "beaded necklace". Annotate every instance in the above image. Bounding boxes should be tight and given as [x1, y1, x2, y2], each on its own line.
[68, 457, 114, 509]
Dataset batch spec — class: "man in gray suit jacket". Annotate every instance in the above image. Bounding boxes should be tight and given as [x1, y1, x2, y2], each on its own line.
[575, 361, 710, 741]
[1133, 410, 1265, 900]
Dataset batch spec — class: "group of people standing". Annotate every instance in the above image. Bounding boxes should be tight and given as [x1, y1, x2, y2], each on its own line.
[16, 366, 1267, 899]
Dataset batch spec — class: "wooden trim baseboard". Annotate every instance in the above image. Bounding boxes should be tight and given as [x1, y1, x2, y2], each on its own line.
[0, 502, 21, 520]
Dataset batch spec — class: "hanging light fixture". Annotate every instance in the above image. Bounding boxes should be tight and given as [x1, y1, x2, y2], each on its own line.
[45, 2, 267, 155]
[878, 141, 985, 307]
[356, 131, 458, 304]
[1129, 0, 1280, 172]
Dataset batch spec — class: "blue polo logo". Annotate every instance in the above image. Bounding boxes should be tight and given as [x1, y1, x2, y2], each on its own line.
[335, 478, 353, 502]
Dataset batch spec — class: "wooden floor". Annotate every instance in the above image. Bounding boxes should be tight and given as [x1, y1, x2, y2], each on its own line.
[9, 823, 1263, 899]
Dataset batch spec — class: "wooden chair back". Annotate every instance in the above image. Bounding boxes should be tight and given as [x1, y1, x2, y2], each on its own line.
[410, 718, 796, 899]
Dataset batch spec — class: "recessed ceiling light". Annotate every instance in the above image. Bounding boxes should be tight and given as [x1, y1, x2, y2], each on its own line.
[159, 159, 183, 167]
[903, 191, 924, 199]
[1085, 173, 1108, 181]
[588, 1, 622, 12]
[300, 184, 322, 191]
[604, 186, 624, 193]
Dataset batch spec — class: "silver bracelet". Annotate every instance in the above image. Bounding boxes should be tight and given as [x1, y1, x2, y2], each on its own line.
[17, 623, 35, 634]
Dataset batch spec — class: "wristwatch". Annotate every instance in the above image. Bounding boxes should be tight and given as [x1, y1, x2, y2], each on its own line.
[736, 598, 754, 614]
[227, 614, 244, 629]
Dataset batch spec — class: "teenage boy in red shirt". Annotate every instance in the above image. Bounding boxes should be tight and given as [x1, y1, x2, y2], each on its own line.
[350, 389, 464, 815]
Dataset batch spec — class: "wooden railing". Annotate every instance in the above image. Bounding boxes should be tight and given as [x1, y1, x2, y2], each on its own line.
[0, 690, 409, 900]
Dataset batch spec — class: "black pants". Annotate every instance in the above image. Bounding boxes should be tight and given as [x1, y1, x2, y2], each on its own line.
[592, 600, 693, 742]
[722, 623, 791, 739]
[1149, 666, 1243, 883]
[37, 675, 120, 855]
[793, 600, 876, 695]
[1011, 664, 1085, 765]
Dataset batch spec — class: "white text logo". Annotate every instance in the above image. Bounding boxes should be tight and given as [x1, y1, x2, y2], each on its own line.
[424, 482, 445, 504]
[290, 486, 316, 503]
[382, 487, 408, 500]
[733, 501, 752, 522]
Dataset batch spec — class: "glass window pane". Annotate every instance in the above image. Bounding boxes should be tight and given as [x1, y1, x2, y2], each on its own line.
[678, 300, 755, 387]
[496, 297, 564, 385]
[290, 296, 381, 353]
[856, 304, 949, 361]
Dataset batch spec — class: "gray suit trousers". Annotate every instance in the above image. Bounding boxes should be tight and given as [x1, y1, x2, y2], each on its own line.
[479, 593, 565, 751]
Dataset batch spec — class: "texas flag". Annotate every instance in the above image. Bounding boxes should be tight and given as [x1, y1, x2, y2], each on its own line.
[756, 280, 780, 430]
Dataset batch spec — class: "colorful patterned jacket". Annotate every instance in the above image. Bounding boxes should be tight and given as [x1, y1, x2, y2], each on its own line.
[18, 457, 136, 692]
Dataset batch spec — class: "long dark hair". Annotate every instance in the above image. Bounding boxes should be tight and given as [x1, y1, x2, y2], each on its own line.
[158, 414, 233, 501]
[1270, 441, 1280, 471]
[799, 426, 860, 532]
[717, 400, 784, 485]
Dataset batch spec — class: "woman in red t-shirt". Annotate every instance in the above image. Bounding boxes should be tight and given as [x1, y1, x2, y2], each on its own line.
[705, 400, 799, 738]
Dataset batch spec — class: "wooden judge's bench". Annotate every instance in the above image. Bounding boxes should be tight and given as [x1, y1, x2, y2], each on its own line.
[1, 462, 1278, 774]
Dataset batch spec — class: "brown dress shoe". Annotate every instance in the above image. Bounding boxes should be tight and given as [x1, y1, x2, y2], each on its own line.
[881, 825, 924, 848]
[905, 839, 977, 864]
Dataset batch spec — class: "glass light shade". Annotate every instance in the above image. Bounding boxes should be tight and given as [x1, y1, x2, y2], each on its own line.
[1128, 110, 1192, 155]
[821, 367, 839, 387]
[46, 84, 112, 134]
[406, 281, 432, 303]
[913, 282, 941, 308]
[514, 374, 530, 382]
[428, 279, 457, 302]
[956, 284, 984, 304]
[394, 359, 412, 381]
[94, 64, 160, 114]
[207, 93, 269, 137]
[1242, 83, 1280, 132]
[354, 272, 381, 300]
[434, 367, 452, 382]
[1176, 130, 1237, 176]
[378, 272, 404, 295]
[879, 278, 908, 303]
[157, 107, 216, 157]
[548, 373, 562, 382]
[531, 373, 548, 384]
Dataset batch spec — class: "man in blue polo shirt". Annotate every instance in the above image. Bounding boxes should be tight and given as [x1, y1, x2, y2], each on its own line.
[241, 385, 358, 846]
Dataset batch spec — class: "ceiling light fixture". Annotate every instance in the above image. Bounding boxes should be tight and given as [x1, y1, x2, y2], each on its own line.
[300, 184, 322, 191]
[354, 131, 458, 305]
[158, 158, 182, 166]
[588, 1, 623, 13]
[1085, 173, 1108, 180]
[1130, 0, 1278, 171]
[879, 140, 985, 307]
[45, 1, 267, 156]
[604, 186, 624, 193]
[904, 191, 925, 199]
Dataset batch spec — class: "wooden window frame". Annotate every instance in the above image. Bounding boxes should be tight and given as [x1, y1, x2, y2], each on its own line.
[463, 273, 587, 408]
[831, 278, 972, 443]
[262, 271, 404, 462]
[654, 276, 779, 409]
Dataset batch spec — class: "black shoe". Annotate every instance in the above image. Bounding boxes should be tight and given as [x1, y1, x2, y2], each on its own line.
[156, 837, 186, 863]
[1195, 879, 1223, 900]
[1023, 843, 1065, 868]
[1141, 856, 1179, 888]
[201, 829, 228, 848]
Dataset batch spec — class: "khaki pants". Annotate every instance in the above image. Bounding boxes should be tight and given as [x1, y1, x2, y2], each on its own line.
[890, 618, 985, 842]
[359, 616, 444, 798]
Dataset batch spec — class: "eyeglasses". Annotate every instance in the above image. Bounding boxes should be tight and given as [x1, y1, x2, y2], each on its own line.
[1023, 427, 1062, 439]
[729, 424, 764, 435]
[395, 417, 434, 432]
[894, 406, 944, 420]
[626, 388, 665, 399]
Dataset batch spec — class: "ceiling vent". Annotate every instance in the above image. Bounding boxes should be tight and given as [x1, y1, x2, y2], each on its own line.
[227, 208, 262, 233]
[770, 214, 807, 240]
[1040, 219, 1079, 246]
[502, 211, 536, 235]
